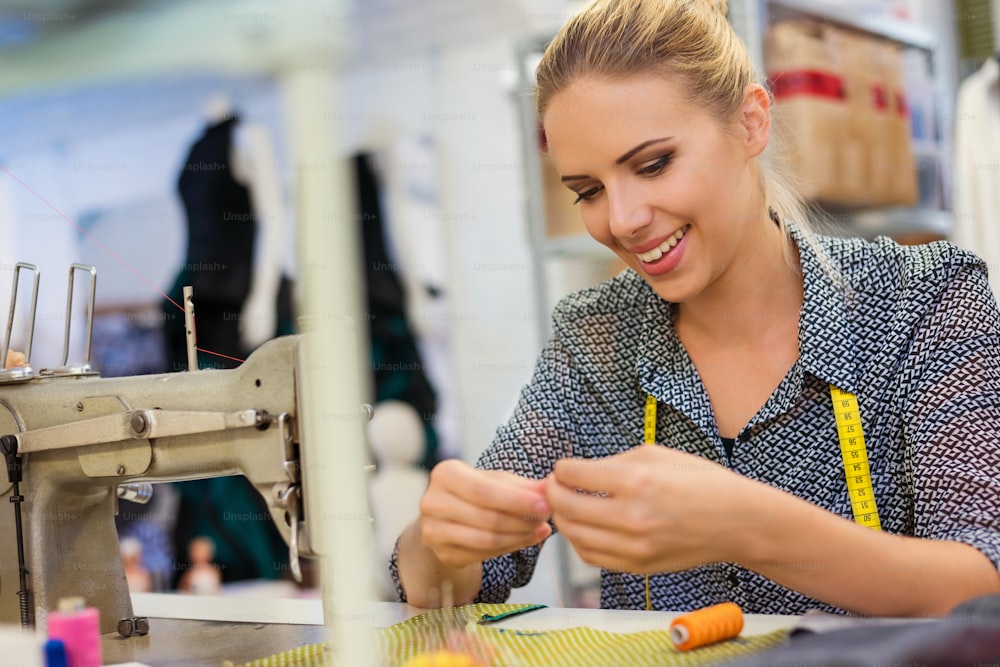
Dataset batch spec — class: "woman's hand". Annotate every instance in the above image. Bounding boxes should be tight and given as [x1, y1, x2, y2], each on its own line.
[418, 459, 552, 568]
[546, 445, 758, 574]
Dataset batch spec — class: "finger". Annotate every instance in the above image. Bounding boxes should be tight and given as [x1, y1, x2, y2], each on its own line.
[499, 471, 549, 490]
[507, 475, 550, 497]
[551, 456, 628, 495]
[512, 477, 551, 515]
[423, 488, 550, 535]
[424, 518, 551, 565]
[564, 539, 695, 575]
[444, 467, 549, 519]
[491, 472, 551, 508]
[553, 513, 651, 571]
[545, 472, 623, 530]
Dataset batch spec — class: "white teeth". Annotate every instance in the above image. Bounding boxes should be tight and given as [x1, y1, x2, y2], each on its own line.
[636, 226, 688, 262]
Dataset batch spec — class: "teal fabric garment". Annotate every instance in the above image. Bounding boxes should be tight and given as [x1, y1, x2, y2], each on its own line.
[355, 152, 440, 469]
[172, 476, 289, 586]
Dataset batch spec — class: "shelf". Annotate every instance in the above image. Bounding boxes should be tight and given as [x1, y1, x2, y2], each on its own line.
[823, 207, 954, 240]
[764, 0, 938, 50]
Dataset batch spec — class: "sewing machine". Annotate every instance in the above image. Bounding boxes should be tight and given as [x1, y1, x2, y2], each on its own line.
[0, 263, 343, 637]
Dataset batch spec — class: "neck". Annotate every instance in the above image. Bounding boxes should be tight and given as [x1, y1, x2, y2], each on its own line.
[675, 216, 803, 346]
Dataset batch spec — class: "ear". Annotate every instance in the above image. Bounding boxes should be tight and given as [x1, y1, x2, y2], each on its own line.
[740, 84, 771, 159]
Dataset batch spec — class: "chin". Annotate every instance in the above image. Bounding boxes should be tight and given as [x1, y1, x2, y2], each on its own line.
[647, 273, 703, 304]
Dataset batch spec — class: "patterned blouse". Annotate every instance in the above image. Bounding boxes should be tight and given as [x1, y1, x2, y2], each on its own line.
[391, 225, 1000, 614]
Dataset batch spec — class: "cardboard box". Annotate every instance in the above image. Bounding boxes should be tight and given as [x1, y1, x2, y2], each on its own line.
[766, 21, 848, 204]
[828, 26, 875, 206]
[882, 41, 919, 206]
[767, 21, 918, 208]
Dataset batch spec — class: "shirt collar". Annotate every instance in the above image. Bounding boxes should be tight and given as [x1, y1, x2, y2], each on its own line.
[636, 222, 859, 411]
[791, 223, 858, 394]
[636, 289, 717, 434]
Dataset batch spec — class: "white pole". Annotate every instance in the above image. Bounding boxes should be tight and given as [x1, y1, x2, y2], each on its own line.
[283, 59, 377, 667]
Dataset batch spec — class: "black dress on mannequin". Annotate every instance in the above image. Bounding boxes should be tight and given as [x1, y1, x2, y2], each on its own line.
[163, 115, 255, 371]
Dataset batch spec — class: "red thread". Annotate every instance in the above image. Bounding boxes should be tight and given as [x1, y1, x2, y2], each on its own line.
[0, 166, 245, 364]
[196, 347, 246, 364]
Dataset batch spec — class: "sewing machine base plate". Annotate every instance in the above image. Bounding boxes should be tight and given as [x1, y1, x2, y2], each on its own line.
[101, 618, 328, 666]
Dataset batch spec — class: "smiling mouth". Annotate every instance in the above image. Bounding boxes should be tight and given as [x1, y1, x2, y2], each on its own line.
[634, 226, 689, 263]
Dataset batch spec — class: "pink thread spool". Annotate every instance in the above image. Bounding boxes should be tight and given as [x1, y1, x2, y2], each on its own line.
[47, 597, 102, 667]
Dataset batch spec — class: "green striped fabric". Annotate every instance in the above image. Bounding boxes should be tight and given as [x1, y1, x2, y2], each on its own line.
[238, 604, 789, 667]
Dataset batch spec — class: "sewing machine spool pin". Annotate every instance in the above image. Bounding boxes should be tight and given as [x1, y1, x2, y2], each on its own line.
[0, 263, 40, 384]
[40, 264, 98, 378]
[183, 285, 197, 372]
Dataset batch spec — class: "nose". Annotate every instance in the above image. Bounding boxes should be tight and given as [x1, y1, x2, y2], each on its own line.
[606, 182, 653, 240]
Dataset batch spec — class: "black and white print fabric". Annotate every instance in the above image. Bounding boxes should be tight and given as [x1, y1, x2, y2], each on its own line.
[391, 224, 1000, 614]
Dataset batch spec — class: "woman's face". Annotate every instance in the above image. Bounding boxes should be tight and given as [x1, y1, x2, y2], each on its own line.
[543, 74, 769, 304]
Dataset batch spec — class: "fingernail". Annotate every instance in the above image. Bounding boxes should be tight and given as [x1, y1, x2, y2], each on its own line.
[534, 500, 549, 514]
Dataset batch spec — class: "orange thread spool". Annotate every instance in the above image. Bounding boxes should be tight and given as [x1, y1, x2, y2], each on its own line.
[669, 602, 744, 651]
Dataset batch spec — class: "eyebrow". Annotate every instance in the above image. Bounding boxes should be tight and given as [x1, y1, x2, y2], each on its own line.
[560, 137, 674, 183]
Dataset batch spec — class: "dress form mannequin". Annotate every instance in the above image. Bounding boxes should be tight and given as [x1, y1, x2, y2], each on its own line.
[203, 92, 287, 352]
[367, 400, 429, 599]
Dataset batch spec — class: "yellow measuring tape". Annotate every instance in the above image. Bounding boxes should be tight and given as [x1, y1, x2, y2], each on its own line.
[829, 385, 882, 530]
[643, 395, 657, 611]
[640, 384, 881, 611]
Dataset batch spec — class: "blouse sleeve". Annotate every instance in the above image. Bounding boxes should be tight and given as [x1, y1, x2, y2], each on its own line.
[473, 334, 586, 602]
[903, 258, 1000, 573]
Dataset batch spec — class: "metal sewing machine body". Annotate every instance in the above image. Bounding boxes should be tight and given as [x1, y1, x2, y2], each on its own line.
[0, 263, 318, 635]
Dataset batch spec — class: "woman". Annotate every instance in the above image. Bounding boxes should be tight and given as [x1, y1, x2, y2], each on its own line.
[392, 0, 1000, 615]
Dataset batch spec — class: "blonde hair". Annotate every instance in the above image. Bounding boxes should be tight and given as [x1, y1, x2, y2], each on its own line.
[535, 0, 827, 272]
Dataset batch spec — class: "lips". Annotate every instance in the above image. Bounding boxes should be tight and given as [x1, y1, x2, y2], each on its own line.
[633, 225, 689, 263]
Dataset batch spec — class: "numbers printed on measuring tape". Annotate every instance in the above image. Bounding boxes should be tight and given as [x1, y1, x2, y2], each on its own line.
[830, 385, 882, 531]
[644, 395, 657, 445]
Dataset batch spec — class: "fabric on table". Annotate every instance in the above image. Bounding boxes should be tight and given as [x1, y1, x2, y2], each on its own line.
[236, 604, 788, 666]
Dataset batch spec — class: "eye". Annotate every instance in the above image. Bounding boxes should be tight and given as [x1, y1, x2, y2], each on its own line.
[638, 154, 673, 176]
[572, 185, 603, 205]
